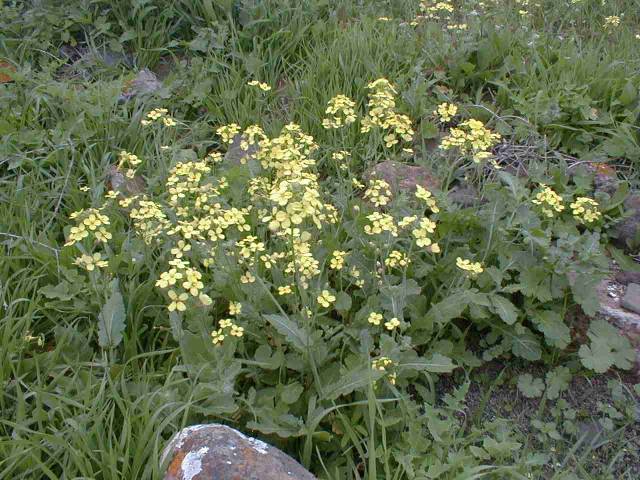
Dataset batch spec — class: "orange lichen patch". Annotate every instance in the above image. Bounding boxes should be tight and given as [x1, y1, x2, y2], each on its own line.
[0, 61, 15, 83]
[166, 450, 186, 479]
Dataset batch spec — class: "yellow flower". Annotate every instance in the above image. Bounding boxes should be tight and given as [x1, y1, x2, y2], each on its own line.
[532, 185, 564, 218]
[456, 257, 483, 275]
[240, 271, 256, 284]
[211, 328, 225, 345]
[322, 95, 357, 129]
[230, 324, 245, 337]
[156, 269, 183, 288]
[247, 80, 271, 91]
[167, 290, 188, 312]
[385, 250, 410, 268]
[73, 252, 108, 271]
[330, 250, 348, 270]
[384, 317, 401, 331]
[229, 301, 242, 315]
[278, 285, 293, 296]
[364, 179, 392, 207]
[434, 102, 458, 122]
[317, 290, 336, 308]
[570, 197, 601, 224]
[372, 356, 394, 371]
[368, 312, 383, 326]
[219, 318, 233, 329]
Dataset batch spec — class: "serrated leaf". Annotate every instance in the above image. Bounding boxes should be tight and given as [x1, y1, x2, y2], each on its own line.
[545, 366, 571, 399]
[97, 279, 126, 348]
[263, 313, 309, 351]
[517, 267, 552, 302]
[517, 373, 545, 398]
[40, 281, 78, 301]
[490, 294, 519, 325]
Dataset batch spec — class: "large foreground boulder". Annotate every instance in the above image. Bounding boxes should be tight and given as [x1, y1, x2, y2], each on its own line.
[162, 424, 316, 480]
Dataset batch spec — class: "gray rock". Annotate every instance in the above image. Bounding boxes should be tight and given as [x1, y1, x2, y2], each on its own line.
[364, 160, 440, 195]
[612, 194, 640, 253]
[162, 424, 316, 480]
[119, 69, 162, 101]
[621, 283, 640, 315]
[224, 133, 259, 166]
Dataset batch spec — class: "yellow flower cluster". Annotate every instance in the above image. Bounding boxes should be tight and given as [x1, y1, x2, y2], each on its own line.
[247, 80, 271, 91]
[330, 250, 348, 270]
[65, 208, 112, 246]
[331, 150, 350, 161]
[322, 95, 357, 129]
[604, 16, 621, 29]
[532, 185, 564, 218]
[372, 356, 396, 384]
[412, 217, 439, 252]
[364, 212, 398, 237]
[73, 252, 108, 271]
[211, 318, 245, 346]
[364, 179, 392, 207]
[420, 1, 454, 20]
[384, 317, 400, 331]
[141, 108, 176, 127]
[570, 197, 601, 224]
[216, 123, 241, 143]
[361, 79, 414, 148]
[385, 250, 410, 268]
[117, 150, 142, 180]
[415, 185, 439, 212]
[440, 119, 501, 162]
[456, 257, 483, 275]
[434, 102, 458, 122]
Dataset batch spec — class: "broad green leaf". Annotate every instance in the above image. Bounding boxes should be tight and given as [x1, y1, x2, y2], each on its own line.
[263, 313, 309, 351]
[545, 366, 571, 399]
[323, 365, 382, 400]
[517, 373, 544, 398]
[489, 294, 519, 325]
[280, 382, 304, 404]
[571, 274, 601, 317]
[97, 279, 126, 348]
[579, 320, 635, 372]
[609, 246, 640, 272]
[533, 310, 570, 349]
[334, 291, 352, 312]
[399, 353, 456, 373]
[510, 326, 542, 361]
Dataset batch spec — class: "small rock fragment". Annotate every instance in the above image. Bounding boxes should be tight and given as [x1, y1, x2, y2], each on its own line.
[621, 283, 640, 315]
[364, 160, 440, 195]
[224, 133, 259, 166]
[120, 69, 162, 101]
[612, 194, 640, 253]
[162, 424, 316, 480]
[0, 61, 15, 83]
[107, 165, 145, 196]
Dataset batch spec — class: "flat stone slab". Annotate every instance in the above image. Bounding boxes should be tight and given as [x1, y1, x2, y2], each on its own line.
[162, 424, 316, 480]
[621, 283, 640, 315]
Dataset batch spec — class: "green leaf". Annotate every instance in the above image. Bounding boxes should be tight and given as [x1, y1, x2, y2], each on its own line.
[399, 353, 456, 373]
[545, 366, 571, 399]
[510, 326, 542, 361]
[517, 267, 552, 302]
[517, 373, 545, 398]
[489, 294, 519, 325]
[280, 382, 304, 404]
[533, 310, 571, 349]
[334, 291, 352, 312]
[263, 313, 309, 351]
[323, 365, 382, 400]
[418, 291, 469, 329]
[619, 81, 637, 106]
[579, 320, 635, 373]
[97, 279, 126, 348]
[40, 281, 77, 301]
[571, 274, 601, 317]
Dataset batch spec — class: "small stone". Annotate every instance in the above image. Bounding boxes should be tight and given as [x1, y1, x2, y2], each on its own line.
[162, 424, 316, 480]
[0, 61, 15, 83]
[615, 271, 640, 286]
[364, 160, 440, 195]
[119, 69, 162, 101]
[107, 165, 145, 196]
[612, 194, 640, 253]
[621, 283, 640, 315]
[224, 133, 259, 166]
